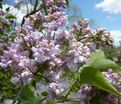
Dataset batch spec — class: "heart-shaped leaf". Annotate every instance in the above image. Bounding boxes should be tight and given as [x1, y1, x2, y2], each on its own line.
[80, 67, 121, 97]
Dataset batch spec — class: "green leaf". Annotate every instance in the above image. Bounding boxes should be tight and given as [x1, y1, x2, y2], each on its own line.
[5, 24, 11, 31]
[6, 7, 10, 12]
[0, 3, 2, 9]
[0, 0, 2, 8]
[41, 91, 48, 96]
[47, 100, 55, 104]
[86, 49, 121, 73]
[54, 0, 69, 6]
[5, 14, 16, 19]
[20, 85, 40, 104]
[87, 49, 105, 65]
[80, 67, 121, 97]
[65, 0, 69, 6]
[91, 58, 121, 72]
[54, 0, 58, 4]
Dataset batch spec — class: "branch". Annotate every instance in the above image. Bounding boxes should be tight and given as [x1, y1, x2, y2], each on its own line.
[62, 80, 78, 101]
[62, 68, 81, 102]
[12, 85, 24, 104]
[34, 0, 39, 12]
[56, 98, 79, 103]
[21, 5, 42, 26]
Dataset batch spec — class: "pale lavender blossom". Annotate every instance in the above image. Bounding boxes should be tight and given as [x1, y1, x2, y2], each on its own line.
[11, 76, 20, 85]
[21, 70, 33, 85]
[55, 29, 71, 40]
[23, 18, 34, 33]
[32, 39, 62, 67]
[45, 0, 54, 6]
[43, 68, 64, 81]
[49, 80, 67, 95]
[66, 41, 90, 70]
[30, 31, 43, 41]
[18, 58, 37, 73]
[78, 18, 89, 28]
[58, 0, 66, 7]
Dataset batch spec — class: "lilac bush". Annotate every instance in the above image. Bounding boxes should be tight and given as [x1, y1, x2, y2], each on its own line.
[0, 0, 121, 104]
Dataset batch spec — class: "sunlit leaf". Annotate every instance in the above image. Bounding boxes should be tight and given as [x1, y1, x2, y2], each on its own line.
[86, 49, 121, 73]
[80, 67, 121, 97]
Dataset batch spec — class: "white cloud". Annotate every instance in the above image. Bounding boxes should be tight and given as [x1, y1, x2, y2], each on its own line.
[110, 30, 121, 46]
[95, 0, 121, 14]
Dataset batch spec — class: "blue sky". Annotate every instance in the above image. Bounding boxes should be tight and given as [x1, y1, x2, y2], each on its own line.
[72, 0, 121, 30]
[2, 0, 121, 45]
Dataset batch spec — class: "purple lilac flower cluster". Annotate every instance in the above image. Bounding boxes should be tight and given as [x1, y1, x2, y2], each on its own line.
[71, 19, 113, 49]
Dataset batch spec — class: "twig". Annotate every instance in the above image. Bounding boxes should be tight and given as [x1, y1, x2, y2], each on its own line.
[62, 80, 78, 102]
[12, 85, 24, 104]
[21, 5, 42, 26]
[34, 0, 39, 12]
[62, 68, 81, 102]
[0, 94, 3, 101]
[56, 98, 79, 103]
[41, 0, 48, 15]
[40, 97, 46, 103]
